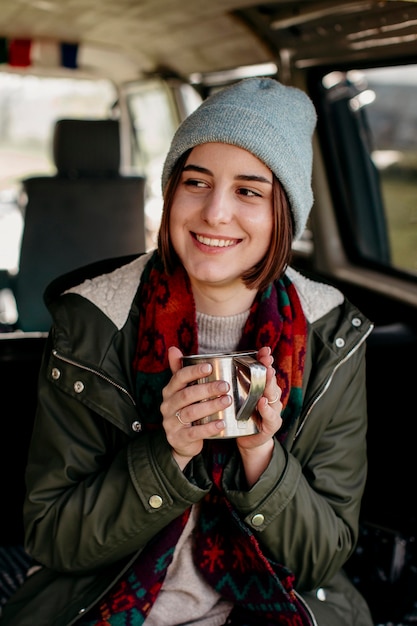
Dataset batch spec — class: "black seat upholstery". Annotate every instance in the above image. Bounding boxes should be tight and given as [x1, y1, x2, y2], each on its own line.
[0, 334, 47, 546]
[9, 118, 146, 332]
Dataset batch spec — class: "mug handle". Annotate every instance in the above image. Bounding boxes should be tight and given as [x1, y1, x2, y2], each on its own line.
[233, 355, 267, 422]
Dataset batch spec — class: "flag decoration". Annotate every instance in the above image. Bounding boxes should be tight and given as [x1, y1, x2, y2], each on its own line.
[0, 37, 78, 69]
[8, 38, 31, 67]
[0, 38, 7, 64]
[61, 42, 78, 69]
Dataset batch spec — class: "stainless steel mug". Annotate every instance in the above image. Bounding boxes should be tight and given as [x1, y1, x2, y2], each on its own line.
[182, 351, 267, 438]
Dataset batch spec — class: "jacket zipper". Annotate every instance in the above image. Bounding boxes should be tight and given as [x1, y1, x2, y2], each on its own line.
[52, 349, 136, 406]
[295, 590, 319, 626]
[66, 550, 142, 625]
[294, 322, 374, 441]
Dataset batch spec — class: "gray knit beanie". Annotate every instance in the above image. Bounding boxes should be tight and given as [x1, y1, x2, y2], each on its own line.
[161, 77, 317, 240]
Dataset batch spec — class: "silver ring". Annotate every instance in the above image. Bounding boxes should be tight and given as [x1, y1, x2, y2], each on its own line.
[175, 410, 188, 425]
[268, 392, 280, 405]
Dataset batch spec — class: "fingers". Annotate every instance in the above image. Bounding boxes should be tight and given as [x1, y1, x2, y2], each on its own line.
[256, 380, 283, 437]
[163, 371, 230, 415]
[168, 397, 228, 467]
[174, 390, 231, 426]
[256, 345, 273, 368]
[260, 370, 282, 411]
[248, 346, 283, 438]
[265, 390, 281, 406]
[165, 350, 212, 392]
[257, 350, 279, 403]
[161, 348, 232, 457]
[168, 346, 183, 374]
[175, 409, 190, 426]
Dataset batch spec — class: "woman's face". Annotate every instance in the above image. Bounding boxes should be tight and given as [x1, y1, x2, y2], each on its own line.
[169, 142, 273, 299]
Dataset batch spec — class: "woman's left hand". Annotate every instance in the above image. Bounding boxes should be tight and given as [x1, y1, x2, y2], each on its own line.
[236, 346, 283, 486]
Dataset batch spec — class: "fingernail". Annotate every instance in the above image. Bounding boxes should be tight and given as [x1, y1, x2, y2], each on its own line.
[217, 381, 229, 393]
[201, 363, 212, 374]
[220, 394, 231, 406]
[215, 420, 225, 430]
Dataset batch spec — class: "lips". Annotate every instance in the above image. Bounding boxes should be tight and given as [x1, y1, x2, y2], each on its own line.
[195, 233, 237, 247]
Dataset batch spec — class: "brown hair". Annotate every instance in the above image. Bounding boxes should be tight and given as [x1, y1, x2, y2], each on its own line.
[158, 149, 294, 292]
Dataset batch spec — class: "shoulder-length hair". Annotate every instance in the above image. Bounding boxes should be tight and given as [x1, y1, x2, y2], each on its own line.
[158, 149, 294, 292]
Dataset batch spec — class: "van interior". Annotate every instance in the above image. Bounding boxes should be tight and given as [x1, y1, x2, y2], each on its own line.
[1, 2, 417, 624]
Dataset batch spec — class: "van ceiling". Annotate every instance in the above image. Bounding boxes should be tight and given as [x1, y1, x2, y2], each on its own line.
[0, 1, 416, 83]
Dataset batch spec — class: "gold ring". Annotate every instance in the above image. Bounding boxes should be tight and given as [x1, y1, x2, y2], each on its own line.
[175, 410, 188, 425]
[268, 393, 280, 405]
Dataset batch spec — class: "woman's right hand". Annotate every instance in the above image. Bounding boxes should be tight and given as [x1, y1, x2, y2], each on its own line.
[160, 346, 231, 469]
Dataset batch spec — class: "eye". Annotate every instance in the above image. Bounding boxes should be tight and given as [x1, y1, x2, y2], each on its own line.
[183, 177, 209, 188]
[236, 187, 262, 198]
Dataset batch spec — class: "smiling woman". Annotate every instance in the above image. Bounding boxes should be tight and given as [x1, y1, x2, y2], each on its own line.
[1, 3, 417, 626]
[0, 76, 375, 626]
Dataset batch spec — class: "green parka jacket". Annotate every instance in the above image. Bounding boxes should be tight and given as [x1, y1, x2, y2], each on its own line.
[0, 251, 375, 626]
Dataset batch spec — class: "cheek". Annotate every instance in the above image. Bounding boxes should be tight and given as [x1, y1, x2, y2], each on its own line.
[170, 191, 195, 221]
[168, 198, 188, 248]
[169, 195, 183, 228]
[251, 211, 274, 253]
[245, 208, 273, 234]
[168, 210, 180, 243]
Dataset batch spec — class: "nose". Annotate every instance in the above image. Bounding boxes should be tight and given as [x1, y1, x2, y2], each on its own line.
[201, 187, 232, 225]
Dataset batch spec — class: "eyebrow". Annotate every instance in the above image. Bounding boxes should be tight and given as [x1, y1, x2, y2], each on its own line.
[183, 164, 272, 185]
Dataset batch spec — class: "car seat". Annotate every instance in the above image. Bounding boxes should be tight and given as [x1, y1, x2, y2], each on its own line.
[2, 118, 146, 332]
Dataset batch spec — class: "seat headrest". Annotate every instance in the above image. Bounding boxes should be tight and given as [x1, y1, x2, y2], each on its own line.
[53, 119, 120, 178]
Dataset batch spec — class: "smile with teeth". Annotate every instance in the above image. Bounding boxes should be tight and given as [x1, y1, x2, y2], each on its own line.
[195, 234, 237, 247]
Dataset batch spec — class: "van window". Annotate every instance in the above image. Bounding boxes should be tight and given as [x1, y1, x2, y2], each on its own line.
[360, 64, 417, 275]
[316, 63, 417, 277]
[0, 72, 117, 272]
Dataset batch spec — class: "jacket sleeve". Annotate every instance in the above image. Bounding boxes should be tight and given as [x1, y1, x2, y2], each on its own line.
[222, 340, 368, 591]
[23, 336, 212, 574]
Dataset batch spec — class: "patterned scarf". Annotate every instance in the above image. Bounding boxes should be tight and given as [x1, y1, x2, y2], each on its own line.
[83, 250, 310, 626]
